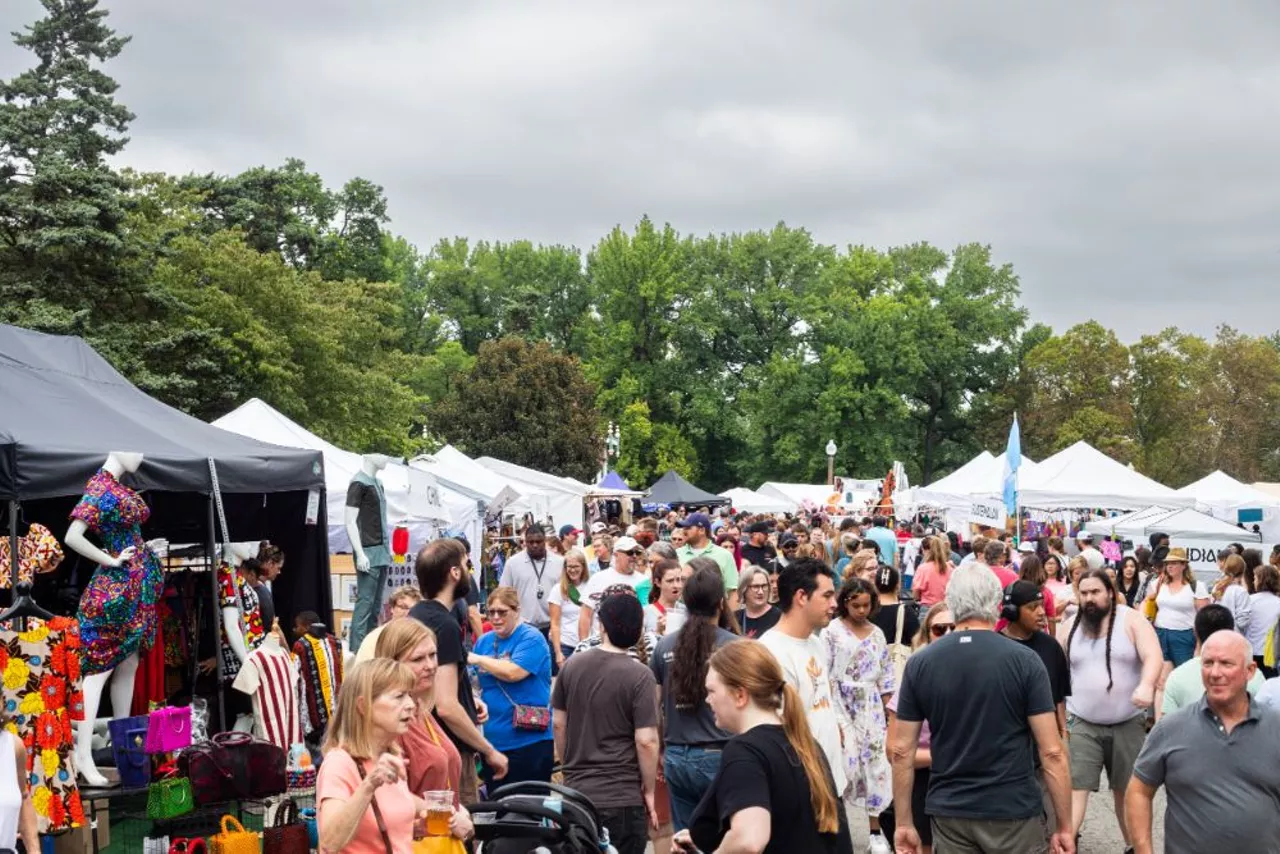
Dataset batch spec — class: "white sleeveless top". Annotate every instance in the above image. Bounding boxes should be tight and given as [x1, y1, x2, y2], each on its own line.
[1066, 605, 1143, 725]
[0, 730, 20, 849]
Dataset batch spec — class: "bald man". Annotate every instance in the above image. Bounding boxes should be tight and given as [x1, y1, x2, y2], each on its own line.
[1126, 631, 1280, 854]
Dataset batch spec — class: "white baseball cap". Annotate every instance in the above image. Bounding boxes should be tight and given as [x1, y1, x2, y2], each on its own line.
[613, 536, 641, 554]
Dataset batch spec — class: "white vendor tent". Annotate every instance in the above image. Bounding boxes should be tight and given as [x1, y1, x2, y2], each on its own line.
[212, 398, 465, 554]
[1018, 442, 1192, 510]
[1085, 505, 1260, 543]
[904, 450, 1039, 527]
[720, 487, 792, 514]
[757, 482, 849, 510]
[412, 445, 544, 521]
[476, 456, 588, 531]
[1177, 471, 1280, 540]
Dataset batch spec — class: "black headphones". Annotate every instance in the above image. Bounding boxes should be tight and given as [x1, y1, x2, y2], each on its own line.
[1000, 589, 1021, 623]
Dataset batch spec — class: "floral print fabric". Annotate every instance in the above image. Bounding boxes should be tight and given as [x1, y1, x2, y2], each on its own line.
[0, 523, 64, 587]
[71, 468, 164, 675]
[823, 619, 895, 814]
[1, 617, 85, 833]
[217, 562, 264, 681]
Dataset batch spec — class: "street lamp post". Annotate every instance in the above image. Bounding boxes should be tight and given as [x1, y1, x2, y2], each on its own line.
[825, 439, 837, 486]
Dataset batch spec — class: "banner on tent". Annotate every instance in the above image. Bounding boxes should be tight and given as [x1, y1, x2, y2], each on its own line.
[969, 498, 1005, 527]
[1154, 538, 1274, 577]
[486, 485, 519, 523]
[407, 468, 448, 521]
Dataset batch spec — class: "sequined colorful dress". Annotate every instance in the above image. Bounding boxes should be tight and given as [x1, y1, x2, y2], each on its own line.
[71, 468, 164, 675]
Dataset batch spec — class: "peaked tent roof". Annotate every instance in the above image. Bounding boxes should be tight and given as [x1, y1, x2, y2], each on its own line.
[1086, 505, 1260, 542]
[1019, 441, 1191, 510]
[0, 325, 323, 501]
[720, 487, 792, 514]
[598, 471, 632, 491]
[1177, 471, 1280, 512]
[646, 470, 730, 506]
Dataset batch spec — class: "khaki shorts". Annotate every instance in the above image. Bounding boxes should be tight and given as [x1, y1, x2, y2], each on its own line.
[1067, 714, 1146, 792]
[931, 815, 1048, 854]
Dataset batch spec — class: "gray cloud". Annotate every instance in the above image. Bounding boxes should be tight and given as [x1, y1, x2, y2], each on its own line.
[5, 0, 1280, 338]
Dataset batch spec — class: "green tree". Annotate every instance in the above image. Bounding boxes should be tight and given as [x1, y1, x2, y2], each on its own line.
[0, 0, 135, 326]
[427, 337, 603, 481]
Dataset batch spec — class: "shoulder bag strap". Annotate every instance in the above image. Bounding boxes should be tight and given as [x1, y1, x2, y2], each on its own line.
[355, 762, 394, 854]
[894, 603, 905, 646]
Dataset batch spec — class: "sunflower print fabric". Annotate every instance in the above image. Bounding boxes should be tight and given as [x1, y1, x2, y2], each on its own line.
[1, 617, 85, 833]
[71, 468, 164, 675]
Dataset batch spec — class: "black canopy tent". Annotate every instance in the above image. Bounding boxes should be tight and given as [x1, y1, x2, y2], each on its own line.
[646, 470, 731, 507]
[0, 324, 332, 658]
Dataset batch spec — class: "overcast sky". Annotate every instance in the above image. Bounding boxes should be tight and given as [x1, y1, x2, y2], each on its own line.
[5, 1, 1280, 338]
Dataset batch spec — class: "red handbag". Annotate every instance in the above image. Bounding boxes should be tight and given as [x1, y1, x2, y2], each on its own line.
[263, 798, 310, 854]
[178, 732, 287, 805]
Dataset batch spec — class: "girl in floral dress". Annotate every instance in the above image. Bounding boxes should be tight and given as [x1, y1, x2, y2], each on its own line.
[823, 576, 896, 853]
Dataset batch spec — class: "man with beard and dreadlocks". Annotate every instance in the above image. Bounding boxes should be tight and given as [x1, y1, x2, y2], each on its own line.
[1056, 569, 1162, 854]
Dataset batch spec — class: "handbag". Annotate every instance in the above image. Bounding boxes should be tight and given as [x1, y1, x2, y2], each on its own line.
[146, 706, 193, 754]
[147, 775, 194, 820]
[1143, 576, 1163, 621]
[491, 635, 551, 731]
[209, 815, 261, 854]
[262, 798, 310, 854]
[887, 605, 911, 687]
[143, 835, 170, 854]
[178, 733, 286, 805]
[414, 837, 467, 854]
[170, 841, 207, 854]
[108, 714, 152, 788]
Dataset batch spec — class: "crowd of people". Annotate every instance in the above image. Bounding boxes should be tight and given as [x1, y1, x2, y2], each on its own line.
[312, 508, 1280, 854]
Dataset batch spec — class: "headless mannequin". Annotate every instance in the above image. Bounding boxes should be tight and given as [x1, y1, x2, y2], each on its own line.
[344, 454, 391, 573]
[221, 542, 256, 733]
[65, 452, 143, 788]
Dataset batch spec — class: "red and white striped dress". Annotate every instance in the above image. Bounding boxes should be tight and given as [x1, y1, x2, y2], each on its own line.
[232, 641, 306, 751]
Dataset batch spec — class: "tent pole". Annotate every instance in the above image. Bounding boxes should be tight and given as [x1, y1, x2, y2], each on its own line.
[7, 501, 18, 610]
[207, 494, 227, 732]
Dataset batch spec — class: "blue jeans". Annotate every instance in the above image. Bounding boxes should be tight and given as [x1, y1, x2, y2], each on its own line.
[350, 563, 388, 653]
[664, 744, 723, 831]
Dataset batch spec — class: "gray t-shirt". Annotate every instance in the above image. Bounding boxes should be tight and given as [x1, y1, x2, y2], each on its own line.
[651, 627, 736, 746]
[1133, 697, 1280, 852]
[551, 647, 659, 809]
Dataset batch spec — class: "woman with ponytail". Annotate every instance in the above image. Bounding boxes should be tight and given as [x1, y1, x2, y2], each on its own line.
[672, 639, 851, 854]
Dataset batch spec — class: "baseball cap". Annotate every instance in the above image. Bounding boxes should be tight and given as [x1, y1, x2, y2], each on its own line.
[1003, 580, 1044, 611]
[779, 534, 799, 548]
[558, 525, 581, 539]
[1078, 532, 1095, 543]
[677, 512, 713, 531]
[590, 521, 607, 534]
[613, 536, 641, 554]
[1016, 541, 1036, 554]
[746, 521, 773, 535]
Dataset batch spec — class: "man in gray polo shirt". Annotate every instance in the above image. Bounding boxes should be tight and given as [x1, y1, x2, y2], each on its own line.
[1125, 630, 1280, 854]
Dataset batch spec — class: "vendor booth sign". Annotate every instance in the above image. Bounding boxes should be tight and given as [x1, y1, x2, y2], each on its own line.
[1168, 538, 1274, 577]
[969, 498, 1005, 527]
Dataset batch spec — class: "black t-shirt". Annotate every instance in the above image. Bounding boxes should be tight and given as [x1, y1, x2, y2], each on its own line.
[739, 544, 777, 572]
[1004, 630, 1071, 705]
[735, 607, 782, 639]
[689, 724, 853, 854]
[871, 602, 919, 647]
[409, 600, 477, 752]
[896, 630, 1055, 821]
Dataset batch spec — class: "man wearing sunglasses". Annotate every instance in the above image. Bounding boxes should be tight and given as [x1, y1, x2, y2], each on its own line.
[675, 513, 740, 611]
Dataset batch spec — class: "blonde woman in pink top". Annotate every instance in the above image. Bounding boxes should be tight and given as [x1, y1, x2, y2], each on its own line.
[910, 536, 954, 607]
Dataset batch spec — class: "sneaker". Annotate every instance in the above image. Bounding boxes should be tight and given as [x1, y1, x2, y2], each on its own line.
[868, 833, 892, 854]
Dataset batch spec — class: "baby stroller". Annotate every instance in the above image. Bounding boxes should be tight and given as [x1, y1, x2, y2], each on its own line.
[469, 780, 615, 854]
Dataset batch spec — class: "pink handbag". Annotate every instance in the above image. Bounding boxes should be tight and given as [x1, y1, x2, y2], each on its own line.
[145, 705, 193, 754]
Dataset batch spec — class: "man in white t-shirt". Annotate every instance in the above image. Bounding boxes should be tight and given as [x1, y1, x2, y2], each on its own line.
[577, 536, 647, 641]
[758, 557, 848, 798]
[500, 524, 565, 633]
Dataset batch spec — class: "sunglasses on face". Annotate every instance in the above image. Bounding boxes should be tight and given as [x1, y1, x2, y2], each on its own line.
[930, 623, 956, 637]
[747, 583, 770, 591]
[488, 608, 514, 618]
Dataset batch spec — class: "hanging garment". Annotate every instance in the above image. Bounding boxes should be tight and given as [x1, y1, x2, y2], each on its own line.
[217, 562, 264, 682]
[131, 616, 167, 716]
[232, 642, 306, 752]
[0, 616, 86, 833]
[72, 468, 165, 675]
[0, 523, 63, 587]
[293, 633, 343, 739]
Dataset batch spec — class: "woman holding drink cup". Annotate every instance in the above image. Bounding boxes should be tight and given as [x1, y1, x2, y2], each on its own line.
[376, 618, 475, 844]
[317, 659, 431, 853]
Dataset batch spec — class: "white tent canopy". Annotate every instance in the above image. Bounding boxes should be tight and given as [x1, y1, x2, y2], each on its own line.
[1085, 505, 1260, 543]
[212, 398, 465, 554]
[1018, 442, 1191, 510]
[720, 487, 793, 514]
[412, 445, 543, 518]
[476, 456, 588, 531]
[1177, 471, 1280, 540]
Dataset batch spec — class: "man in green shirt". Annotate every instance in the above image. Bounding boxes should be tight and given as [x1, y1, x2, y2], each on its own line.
[1161, 603, 1265, 718]
[675, 513, 740, 610]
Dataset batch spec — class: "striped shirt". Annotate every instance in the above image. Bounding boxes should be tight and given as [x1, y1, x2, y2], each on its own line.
[232, 642, 306, 750]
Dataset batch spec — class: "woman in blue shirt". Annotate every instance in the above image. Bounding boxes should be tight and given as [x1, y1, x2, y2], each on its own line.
[469, 586, 555, 787]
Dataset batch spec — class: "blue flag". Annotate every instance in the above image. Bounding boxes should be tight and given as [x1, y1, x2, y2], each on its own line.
[1003, 415, 1021, 515]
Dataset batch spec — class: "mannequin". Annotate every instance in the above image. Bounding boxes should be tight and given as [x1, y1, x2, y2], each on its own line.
[65, 451, 156, 787]
[345, 454, 393, 652]
[218, 542, 264, 733]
